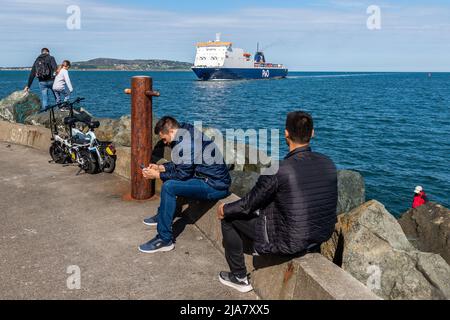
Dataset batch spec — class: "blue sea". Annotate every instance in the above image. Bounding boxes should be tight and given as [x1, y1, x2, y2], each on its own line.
[1, 70, 449, 216]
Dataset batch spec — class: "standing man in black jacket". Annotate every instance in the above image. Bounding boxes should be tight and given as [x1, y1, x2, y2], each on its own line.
[24, 48, 58, 111]
[217, 111, 338, 293]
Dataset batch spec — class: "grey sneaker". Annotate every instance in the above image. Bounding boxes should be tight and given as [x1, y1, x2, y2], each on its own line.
[219, 271, 253, 293]
[143, 214, 159, 226]
[138, 235, 174, 253]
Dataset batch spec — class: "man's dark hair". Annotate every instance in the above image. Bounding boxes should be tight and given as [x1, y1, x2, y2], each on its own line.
[41, 48, 50, 54]
[154, 116, 180, 135]
[286, 111, 314, 144]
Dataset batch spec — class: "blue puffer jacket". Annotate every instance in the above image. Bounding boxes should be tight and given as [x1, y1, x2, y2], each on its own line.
[159, 123, 231, 191]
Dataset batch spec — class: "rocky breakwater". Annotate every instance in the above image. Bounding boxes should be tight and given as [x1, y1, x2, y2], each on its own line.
[322, 200, 450, 300]
[399, 203, 450, 265]
[0, 91, 41, 123]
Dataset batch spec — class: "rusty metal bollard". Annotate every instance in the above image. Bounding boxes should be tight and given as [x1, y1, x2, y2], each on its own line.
[124, 76, 160, 200]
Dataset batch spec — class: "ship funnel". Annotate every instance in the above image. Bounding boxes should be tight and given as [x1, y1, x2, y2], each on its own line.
[215, 33, 221, 42]
[254, 51, 266, 63]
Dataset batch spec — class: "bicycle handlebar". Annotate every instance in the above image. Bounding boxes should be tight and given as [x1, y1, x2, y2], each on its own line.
[42, 97, 85, 112]
[73, 97, 85, 103]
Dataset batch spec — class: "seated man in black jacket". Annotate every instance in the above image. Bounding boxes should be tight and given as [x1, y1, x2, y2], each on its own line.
[217, 111, 337, 293]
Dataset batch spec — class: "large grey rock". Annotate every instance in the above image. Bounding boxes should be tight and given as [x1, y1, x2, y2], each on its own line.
[112, 115, 131, 146]
[203, 127, 271, 173]
[95, 116, 134, 146]
[225, 142, 269, 173]
[398, 202, 450, 265]
[337, 170, 365, 214]
[229, 171, 260, 197]
[0, 91, 41, 123]
[322, 200, 450, 300]
[95, 115, 138, 146]
[94, 117, 120, 141]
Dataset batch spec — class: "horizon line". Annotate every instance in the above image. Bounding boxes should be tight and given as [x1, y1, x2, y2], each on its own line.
[1, 68, 449, 73]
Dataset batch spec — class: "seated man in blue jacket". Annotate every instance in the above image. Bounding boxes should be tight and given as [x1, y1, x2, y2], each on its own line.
[139, 116, 231, 253]
[217, 111, 337, 293]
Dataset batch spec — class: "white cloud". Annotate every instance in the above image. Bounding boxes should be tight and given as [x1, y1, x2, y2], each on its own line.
[0, 0, 449, 71]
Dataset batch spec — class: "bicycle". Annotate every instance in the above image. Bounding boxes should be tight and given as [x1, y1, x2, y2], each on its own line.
[46, 97, 116, 175]
[65, 116, 117, 174]
[46, 97, 86, 166]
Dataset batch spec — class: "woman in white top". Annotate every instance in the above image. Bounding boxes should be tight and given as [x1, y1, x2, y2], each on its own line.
[52, 60, 73, 104]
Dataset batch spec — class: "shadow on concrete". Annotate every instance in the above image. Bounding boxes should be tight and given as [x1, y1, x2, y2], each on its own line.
[173, 197, 217, 241]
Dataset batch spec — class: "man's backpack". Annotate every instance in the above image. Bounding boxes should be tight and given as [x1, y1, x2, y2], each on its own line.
[35, 55, 52, 79]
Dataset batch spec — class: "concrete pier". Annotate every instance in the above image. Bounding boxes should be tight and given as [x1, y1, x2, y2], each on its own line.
[0, 142, 257, 299]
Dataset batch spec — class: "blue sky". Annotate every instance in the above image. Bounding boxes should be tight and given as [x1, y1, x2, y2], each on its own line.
[1, 0, 449, 71]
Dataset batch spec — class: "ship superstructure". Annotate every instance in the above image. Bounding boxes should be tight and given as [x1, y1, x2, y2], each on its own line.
[192, 34, 288, 80]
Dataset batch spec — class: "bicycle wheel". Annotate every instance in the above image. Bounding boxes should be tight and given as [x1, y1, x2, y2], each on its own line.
[102, 155, 116, 173]
[49, 141, 67, 164]
[78, 149, 97, 174]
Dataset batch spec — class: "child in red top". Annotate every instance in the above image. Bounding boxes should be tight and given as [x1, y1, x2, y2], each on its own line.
[412, 186, 427, 209]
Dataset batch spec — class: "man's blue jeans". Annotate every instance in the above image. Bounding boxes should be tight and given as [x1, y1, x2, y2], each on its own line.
[157, 178, 229, 242]
[38, 80, 55, 111]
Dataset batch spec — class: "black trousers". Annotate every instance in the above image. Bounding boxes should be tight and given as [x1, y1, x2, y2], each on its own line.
[221, 214, 258, 277]
[221, 214, 323, 278]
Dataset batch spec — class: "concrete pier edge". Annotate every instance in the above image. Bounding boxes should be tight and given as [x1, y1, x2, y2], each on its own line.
[0, 121, 381, 300]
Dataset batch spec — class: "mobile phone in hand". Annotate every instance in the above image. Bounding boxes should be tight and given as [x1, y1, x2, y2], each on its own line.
[140, 164, 145, 170]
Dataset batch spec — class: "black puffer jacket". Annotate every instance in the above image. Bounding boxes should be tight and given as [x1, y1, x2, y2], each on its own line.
[224, 146, 337, 255]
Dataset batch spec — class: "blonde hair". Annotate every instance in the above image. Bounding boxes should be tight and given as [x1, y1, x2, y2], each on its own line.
[56, 60, 71, 74]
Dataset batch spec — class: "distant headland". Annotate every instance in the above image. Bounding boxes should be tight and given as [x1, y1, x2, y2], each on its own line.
[0, 58, 193, 71]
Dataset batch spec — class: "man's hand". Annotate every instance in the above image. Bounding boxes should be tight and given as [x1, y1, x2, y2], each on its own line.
[23, 86, 29, 92]
[145, 164, 159, 171]
[145, 164, 165, 172]
[142, 168, 160, 180]
[217, 203, 225, 220]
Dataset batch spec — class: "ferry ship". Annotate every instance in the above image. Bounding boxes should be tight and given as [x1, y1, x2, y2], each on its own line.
[192, 34, 288, 80]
